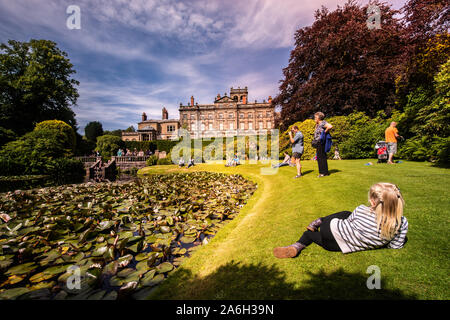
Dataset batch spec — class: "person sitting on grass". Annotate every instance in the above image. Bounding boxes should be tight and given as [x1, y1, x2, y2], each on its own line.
[178, 158, 185, 167]
[187, 157, 195, 168]
[273, 182, 408, 258]
[233, 153, 240, 166]
[273, 152, 291, 168]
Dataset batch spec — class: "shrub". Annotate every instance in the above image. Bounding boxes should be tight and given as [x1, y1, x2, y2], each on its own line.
[45, 158, 86, 185]
[0, 126, 76, 174]
[146, 155, 158, 166]
[35, 120, 76, 153]
[156, 140, 179, 153]
[0, 157, 25, 176]
[96, 135, 124, 157]
[124, 141, 157, 153]
[157, 157, 173, 165]
[0, 175, 51, 193]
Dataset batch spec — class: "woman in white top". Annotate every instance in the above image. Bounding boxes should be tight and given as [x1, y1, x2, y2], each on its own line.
[273, 182, 408, 258]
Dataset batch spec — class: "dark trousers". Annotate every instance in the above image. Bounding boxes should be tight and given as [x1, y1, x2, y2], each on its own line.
[316, 144, 329, 175]
[298, 211, 352, 252]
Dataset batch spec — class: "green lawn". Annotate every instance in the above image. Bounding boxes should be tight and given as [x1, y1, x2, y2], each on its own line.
[138, 160, 449, 300]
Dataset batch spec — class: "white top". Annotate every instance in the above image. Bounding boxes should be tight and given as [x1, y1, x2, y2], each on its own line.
[330, 205, 408, 254]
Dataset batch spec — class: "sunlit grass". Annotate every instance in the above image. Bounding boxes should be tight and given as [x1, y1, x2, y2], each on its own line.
[139, 160, 449, 299]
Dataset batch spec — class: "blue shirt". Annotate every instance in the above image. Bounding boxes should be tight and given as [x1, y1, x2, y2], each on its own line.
[292, 131, 304, 154]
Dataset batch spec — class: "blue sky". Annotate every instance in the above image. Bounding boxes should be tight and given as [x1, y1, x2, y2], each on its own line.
[0, 0, 405, 133]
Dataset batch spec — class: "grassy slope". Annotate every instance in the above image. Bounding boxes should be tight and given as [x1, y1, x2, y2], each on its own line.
[138, 160, 449, 300]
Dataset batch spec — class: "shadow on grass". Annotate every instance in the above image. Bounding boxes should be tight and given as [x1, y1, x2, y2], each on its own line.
[149, 260, 417, 300]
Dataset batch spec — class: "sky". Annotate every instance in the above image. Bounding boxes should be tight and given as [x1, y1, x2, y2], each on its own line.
[0, 0, 406, 133]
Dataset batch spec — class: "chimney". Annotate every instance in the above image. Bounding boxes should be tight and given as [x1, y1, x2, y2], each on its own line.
[242, 95, 247, 104]
[217, 93, 221, 100]
[191, 96, 194, 107]
[268, 96, 272, 104]
[142, 112, 147, 121]
[162, 107, 168, 120]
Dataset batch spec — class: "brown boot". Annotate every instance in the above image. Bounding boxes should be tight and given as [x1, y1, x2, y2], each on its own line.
[273, 243, 305, 258]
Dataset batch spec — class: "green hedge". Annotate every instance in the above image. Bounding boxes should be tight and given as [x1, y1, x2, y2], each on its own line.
[45, 158, 86, 185]
[0, 175, 51, 193]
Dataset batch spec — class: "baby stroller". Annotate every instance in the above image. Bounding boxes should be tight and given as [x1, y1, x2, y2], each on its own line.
[375, 141, 388, 163]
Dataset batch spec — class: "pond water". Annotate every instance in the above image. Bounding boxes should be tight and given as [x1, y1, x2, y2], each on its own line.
[0, 172, 257, 300]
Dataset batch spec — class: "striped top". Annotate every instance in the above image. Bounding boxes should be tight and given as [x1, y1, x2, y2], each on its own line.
[330, 205, 408, 254]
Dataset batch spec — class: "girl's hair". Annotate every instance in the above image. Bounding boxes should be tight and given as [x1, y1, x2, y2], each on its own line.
[369, 183, 404, 240]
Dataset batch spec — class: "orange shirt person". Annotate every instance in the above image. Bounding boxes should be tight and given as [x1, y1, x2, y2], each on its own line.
[385, 122, 401, 164]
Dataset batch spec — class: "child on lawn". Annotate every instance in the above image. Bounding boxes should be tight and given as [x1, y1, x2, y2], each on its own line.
[273, 182, 408, 258]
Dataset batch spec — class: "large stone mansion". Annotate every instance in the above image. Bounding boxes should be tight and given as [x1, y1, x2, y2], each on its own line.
[121, 87, 276, 141]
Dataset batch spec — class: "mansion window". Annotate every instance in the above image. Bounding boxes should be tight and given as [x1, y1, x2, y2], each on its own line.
[229, 113, 234, 118]
[240, 123, 245, 130]
[248, 113, 253, 119]
[267, 121, 271, 129]
[200, 115, 205, 120]
[248, 122, 253, 130]
[167, 125, 176, 132]
[266, 112, 272, 118]
[229, 123, 234, 130]
[219, 113, 223, 119]
[208, 114, 213, 119]
[183, 114, 187, 119]
[239, 113, 244, 119]
[259, 122, 263, 129]
[201, 123, 205, 131]
[191, 115, 196, 120]
[258, 112, 263, 118]
[209, 123, 213, 130]
[219, 123, 224, 130]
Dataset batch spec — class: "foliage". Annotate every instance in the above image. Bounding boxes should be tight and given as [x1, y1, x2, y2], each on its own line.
[84, 121, 104, 143]
[35, 120, 76, 153]
[146, 155, 158, 166]
[0, 157, 25, 176]
[0, 172, 256, 300]
[0, 125, 76, 175]
[157, 157, 173, 165]
[124, 141, 156, 153]
[0, 175, 50, 193]
[45, 158, 85, 185]
[398, 58, 450, 164]
[96, 135, 124, 157]
[124, 126, 136, 132]
[0, 39, 78, 137]
[156, 140, 179, 153]
[75, 134, 96, 156]
[0, 127, 16, 148]
[273, 1, 404, 128]
[103, 129, 122, 138]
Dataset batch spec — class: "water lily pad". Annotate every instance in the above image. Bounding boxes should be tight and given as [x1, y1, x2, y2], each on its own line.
[180, 236, 196, 244]
[0, 287, 30, 300]
[6, 262, 37, 275]
[156, 262, 173, 274]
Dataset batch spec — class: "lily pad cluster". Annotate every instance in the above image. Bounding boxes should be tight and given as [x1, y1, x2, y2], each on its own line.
[0, 172, 257, 300]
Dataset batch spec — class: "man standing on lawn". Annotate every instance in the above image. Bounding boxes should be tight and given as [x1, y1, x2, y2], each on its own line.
[385, 122, 402, 164]
[289, 125, 303, 178]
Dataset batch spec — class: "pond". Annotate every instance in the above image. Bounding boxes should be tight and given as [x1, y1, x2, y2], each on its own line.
[0, 172, 257, 300]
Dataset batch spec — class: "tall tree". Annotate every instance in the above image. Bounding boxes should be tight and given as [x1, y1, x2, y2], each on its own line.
[0, 39, 79, 137]
[273, 0, 405, 129]
[396, 0, 449, 105]
[84, 121, 104, 143]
